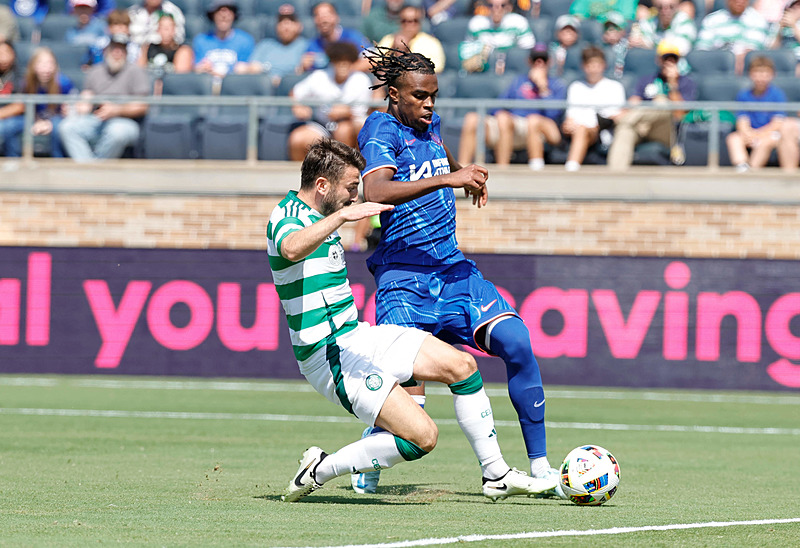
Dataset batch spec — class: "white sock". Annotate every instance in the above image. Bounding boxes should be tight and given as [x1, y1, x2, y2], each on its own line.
[314, 431, 405, 484]
[453, 388, 508, 479]
[528, 158, 544, 171]
[530, 456, 551, 478]
[565, 160, 580, 172]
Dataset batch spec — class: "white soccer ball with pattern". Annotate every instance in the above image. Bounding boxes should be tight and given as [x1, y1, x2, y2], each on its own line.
[559, 445, 620, 506]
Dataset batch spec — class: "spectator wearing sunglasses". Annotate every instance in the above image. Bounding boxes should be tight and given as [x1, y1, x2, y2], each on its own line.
[377, 5, 446, 72]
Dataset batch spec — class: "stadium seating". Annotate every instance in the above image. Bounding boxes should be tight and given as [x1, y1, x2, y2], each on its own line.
[258, 0, 311, 18]
[142, 72, 214, 159]
[201, 73, 274, 160]
[623, 48, 657, 77]
[16, 15, 38, 42]
[171, 0, 202, 17]
[743, 49, 798, 76]
[774, 75, 800, 103]
[539, 0, 572, 18]
[529, 15, 552, 46]
[41, 40, 89, 72]
[431, 16, 470, 47]
[39, 13, 75, 42]
[686, 50, 736, 75]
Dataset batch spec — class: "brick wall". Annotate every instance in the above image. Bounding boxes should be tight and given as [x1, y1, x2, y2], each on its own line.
[2, 191, 800, 259]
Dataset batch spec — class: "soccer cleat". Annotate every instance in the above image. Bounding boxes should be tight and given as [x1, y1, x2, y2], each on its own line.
[350, 426, 380, 494]
[482, 468, 558, 502]
[533, 467, 568, 500]
[282, 446, 326, 503]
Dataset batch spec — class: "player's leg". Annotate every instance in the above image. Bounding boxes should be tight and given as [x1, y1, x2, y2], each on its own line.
[412, 334, 557, 500]
[478, 315, 565, 499]
[284, 384, 435, 502]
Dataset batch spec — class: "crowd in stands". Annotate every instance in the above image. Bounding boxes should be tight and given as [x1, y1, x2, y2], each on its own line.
[0, 0, 799, 170]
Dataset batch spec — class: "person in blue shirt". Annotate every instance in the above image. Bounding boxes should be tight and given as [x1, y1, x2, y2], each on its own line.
[458, 45, 567, 170]
[193, 0, 254, 78]
[351, 45, 566, 498]
[726, 55, 798, 172]
[299, 1, 372, 73]
[239, 3, 308, 87]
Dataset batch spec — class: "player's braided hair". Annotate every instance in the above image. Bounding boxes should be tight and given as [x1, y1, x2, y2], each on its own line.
[364, 45, 436, 92]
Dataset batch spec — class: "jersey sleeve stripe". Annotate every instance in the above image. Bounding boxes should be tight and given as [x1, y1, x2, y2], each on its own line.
[362, 163, 398, 178]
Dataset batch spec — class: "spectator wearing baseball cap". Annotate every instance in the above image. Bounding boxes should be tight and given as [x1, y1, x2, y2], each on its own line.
[601, 11, 629, 78]
[607, 40, 697, 170]
[548, 14, 580, 77]
[193, 0, 254, 78]
[239, 3, 309, 85]
[65, 0, 108, 66]
[459, 44, 567, 169]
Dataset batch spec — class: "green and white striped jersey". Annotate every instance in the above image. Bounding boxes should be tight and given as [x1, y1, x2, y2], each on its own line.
[266, 191, 359, 373]
[695, 7, 770, 53]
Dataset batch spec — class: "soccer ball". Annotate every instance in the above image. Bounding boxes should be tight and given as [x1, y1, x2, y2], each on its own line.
[559, 445, 620, 506]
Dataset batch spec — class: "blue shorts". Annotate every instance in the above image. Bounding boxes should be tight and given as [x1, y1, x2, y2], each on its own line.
[373, 260, 517, 353]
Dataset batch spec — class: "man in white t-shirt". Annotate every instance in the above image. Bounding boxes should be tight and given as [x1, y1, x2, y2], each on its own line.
[561, 45, 626, 171]
[288, 41, 375, 161]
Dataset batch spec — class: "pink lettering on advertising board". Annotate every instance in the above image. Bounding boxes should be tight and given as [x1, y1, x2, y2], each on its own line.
[520, 287, 588, 358]
[663, 261, 691, 361]
[84, 280, 152, 368]
[764, 293, 800, 387]
[147, 281, 213, 351]
[0, 278, 21, 345]
[216, 283, 280, 351]
[592, 290, 661, 359]
[26, 252, 51, 346]
[696, 291, 762, 362]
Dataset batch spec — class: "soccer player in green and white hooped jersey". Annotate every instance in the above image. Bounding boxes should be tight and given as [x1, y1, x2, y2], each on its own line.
[267, 139, 556, 502]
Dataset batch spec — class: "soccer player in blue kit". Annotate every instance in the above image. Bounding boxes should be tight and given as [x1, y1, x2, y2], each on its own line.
[352, 46, 565, 499]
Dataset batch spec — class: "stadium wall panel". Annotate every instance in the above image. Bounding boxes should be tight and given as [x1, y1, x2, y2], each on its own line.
[1, 246, 798, 391]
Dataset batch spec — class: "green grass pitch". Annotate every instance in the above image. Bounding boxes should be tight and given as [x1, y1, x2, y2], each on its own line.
[1, 375, 799, 547]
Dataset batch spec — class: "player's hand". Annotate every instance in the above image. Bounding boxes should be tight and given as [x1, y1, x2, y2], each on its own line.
[451, 163, 488, 192]
[464, 181, 488, 208]
[339, 201, 393, 222]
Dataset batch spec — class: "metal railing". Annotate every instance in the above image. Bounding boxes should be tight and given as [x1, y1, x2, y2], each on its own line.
[1, 94, 796, 168]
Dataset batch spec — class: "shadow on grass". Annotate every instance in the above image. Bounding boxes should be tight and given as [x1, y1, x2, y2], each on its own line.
[254, 493, 431, 505]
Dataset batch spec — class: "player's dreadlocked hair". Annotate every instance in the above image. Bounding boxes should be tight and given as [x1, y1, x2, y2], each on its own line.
[364, 45, 436, 93]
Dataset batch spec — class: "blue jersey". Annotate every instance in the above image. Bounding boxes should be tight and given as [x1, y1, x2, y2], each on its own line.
[358, 111, 466, 275]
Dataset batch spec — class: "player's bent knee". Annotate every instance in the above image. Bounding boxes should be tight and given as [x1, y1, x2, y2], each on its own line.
[398, 424, 437, 456]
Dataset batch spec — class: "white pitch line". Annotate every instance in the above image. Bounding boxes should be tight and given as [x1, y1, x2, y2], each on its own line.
[1, 376, 799, 406]
[0, 407, 798, 436]
[290, 517, 800, 548]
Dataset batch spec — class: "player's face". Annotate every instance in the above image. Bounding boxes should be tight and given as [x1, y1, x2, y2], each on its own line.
[320, 166, 360, 216]
[389, 71, 438, 132]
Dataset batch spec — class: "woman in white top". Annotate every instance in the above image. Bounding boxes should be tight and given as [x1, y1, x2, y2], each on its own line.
[562, 45, 627, 171]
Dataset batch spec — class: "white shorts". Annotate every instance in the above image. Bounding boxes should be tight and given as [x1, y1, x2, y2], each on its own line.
[303, 322, 428, 427]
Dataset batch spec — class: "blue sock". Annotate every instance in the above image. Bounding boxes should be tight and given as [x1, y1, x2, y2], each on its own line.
[487, 316, 547, 459]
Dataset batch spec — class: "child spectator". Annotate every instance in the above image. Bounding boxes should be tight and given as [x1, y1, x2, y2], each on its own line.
[601, 11, 629, 78]
[0, 47, 75, 157]
[561, 45, 626, 171]
[726, 56, 798, 171]
[0, 40, 19, 155]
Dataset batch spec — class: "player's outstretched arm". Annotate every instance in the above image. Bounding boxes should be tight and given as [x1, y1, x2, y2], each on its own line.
[280, 202, 393, 262]
[363, 165, 488, 206]
[446, 145, 488, 208]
